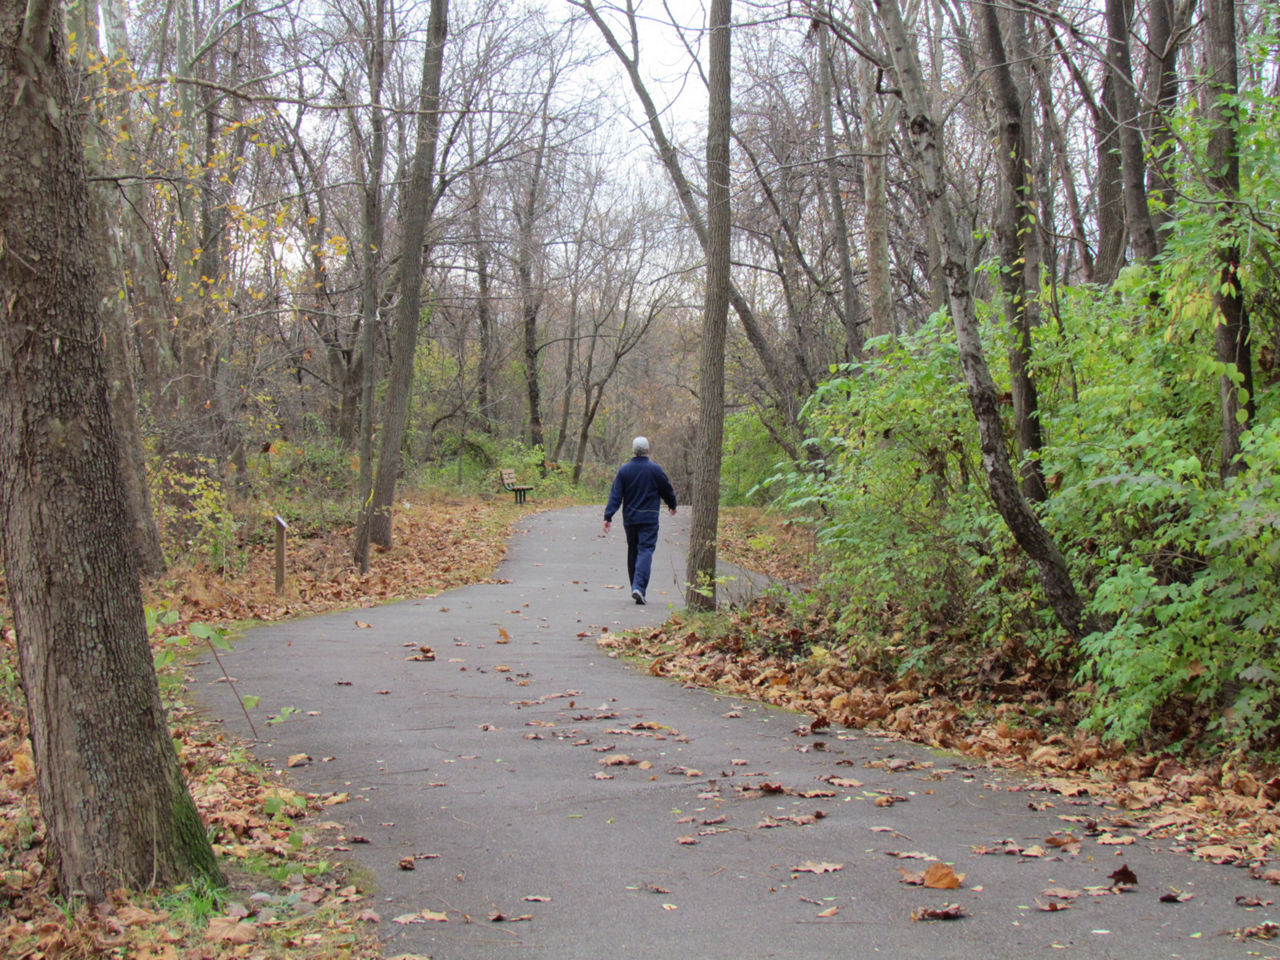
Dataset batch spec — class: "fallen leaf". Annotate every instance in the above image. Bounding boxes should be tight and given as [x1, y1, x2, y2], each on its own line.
[1042, 887, 1083, 900]
[205, 918, 256, 944]
[523, 896, 551, 902]
[354, 621, 372, 629]
[286, 753, 311, 768]
[816, 906, 839, 918]
[1108, 864, 1138, 887]
[676, 836, 699, 845]
[1237, 896, 1274, 907]
[398, 857, 416, 871]
[911, 903, 966, 921]
[1035, 899, 1072, 912]
[793, 861, 844, 874]
[1195, 844, 1242, 864]
[1159, 892, 1194, 903]
[922, 863, 965, 890]
[601, 754, 637, 767]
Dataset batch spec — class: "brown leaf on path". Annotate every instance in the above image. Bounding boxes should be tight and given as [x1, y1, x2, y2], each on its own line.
[825, 776, 864, 788]
[398, 857, 416, 871]
[600, 753, 638, 766]
[593, 771, 613, 780]
[647, 884, 671, 894]
[1234, 922, 1280, 940]
[406, 645, 435, 661]
[286, 753, 311, 767]
[898, 867, 926, 885]
[354, 909, 382, 923]
[1108, 864, 1138, 887]
[1096, 833, 1134, 845]
[676, 835, 699, 845]
[1020, 844, 1046, 858]
[1159, 892, 1194, 903]
[922, 863, 965, 889]
[497, 627, 511, 642]
[1195, 843, 1242, 863]
[1238, 895, 1274, 907]
[354, 621, 372, 629]
[910, 903, 966, 921]
[793, 861, 844, 874]
[1034, 899, 1072, 912]
[489, 910, 532, 922]
[887, 851, 938, 861]
[205, 918, 256, 944]
[1042, 887, 1083, 900]
[816, 906, 839, 918]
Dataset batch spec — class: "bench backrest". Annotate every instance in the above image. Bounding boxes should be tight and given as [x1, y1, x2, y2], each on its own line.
[499, 468, 517, 486]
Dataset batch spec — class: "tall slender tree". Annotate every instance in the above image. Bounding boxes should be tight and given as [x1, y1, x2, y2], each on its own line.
[686, 0, 732, 611]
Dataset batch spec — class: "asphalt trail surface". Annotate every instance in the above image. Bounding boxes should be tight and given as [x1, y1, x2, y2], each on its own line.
[194, 505, 1276, 959]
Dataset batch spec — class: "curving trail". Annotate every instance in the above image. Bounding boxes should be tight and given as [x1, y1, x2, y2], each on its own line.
[195, 505, 1269, 959]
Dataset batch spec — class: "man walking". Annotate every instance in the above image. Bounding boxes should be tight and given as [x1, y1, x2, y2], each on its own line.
[603, 437, 677, 604]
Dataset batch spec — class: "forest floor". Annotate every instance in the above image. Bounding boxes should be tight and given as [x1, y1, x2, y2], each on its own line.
[1, 495, 1278, 958]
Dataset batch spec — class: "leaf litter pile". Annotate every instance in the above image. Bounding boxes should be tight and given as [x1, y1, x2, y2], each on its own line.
[598, 592, 1280, 874]
[0, 495, 520, 960]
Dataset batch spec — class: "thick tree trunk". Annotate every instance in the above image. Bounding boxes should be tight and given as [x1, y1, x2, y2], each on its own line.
[872, 0, 1092, 640]
[685, 0, 732, 612]
[1205, 0, 1254, 477]
[368, 0, 448, 549]
[0, 0, 221, 898]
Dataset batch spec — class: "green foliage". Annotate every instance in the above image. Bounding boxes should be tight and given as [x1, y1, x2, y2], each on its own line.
[767, 272, 1280, 749]
[772, 316, 1029, 664]
[720, 410, 788, 506]
[149, 454, 243, 571]
[1072, 423, 1280, 744]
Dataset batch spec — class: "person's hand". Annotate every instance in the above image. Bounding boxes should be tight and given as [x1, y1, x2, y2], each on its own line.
[602, 520, 611, 535]
[668, 507, 676, 516]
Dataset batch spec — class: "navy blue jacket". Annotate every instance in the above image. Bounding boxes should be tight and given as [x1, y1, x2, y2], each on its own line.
[604, 456, 677, 526]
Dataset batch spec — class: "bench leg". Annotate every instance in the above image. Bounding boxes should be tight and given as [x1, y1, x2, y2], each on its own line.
[517, 489, 526, 505]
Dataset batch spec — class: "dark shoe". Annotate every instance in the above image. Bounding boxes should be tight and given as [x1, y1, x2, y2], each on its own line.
[632, 589, 646, 605]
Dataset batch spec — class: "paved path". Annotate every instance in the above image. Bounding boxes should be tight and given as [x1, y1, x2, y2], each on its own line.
[194, 506, 1275, 959]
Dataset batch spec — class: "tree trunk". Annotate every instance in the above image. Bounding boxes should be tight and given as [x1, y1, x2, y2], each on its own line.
[685, 0, 732, 612]
[978, 0, 1048, 502]
[856, 7, 895, 340]
[0, 0, 222, 898]
[1205, 0, 1254, 477]
[368, 0, 448, 549]
[871, 0, 1092, 640]
[1104, 0, 1159, 262]
[817, 22, 865, 359]
[352, 0, 389, 571]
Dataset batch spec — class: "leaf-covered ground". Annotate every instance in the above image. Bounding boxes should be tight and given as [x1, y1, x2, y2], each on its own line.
[0, 495, 525, 960]
[600, 587, 1280, 872]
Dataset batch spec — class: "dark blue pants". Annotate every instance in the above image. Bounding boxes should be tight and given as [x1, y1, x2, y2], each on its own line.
[624, 522, 659, 596]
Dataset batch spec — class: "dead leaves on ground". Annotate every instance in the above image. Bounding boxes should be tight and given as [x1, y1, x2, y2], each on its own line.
[599, 595, 1280, 853]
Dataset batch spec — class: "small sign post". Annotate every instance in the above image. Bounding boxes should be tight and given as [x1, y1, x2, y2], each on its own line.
[274, 515, 288, 594]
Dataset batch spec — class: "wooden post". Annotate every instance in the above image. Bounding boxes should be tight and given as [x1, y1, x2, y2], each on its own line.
[274, 515, 288, 594]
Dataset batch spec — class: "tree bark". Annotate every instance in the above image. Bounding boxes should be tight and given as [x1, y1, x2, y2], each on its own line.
[367, 0, 448, 550]
[352, 0, 389, 571]
[871, 0, 1092, 640]
[685, 0, 732, 612]
[1104, 0, 1159, 262]
[978, 0, 1048, 502]
[1205, 0, 1254, 476]
[0, 0, 222, 898]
